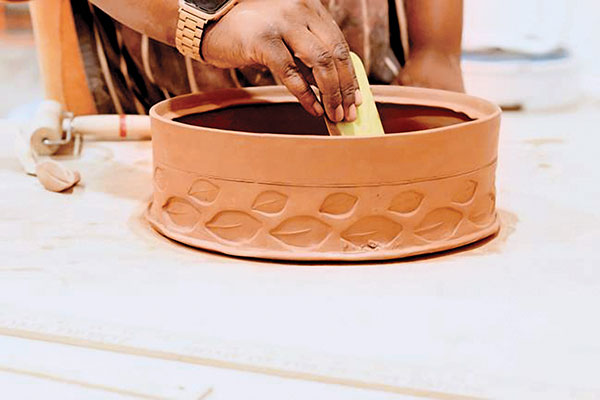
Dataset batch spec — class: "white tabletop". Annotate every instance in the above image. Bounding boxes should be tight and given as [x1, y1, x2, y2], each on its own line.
[1, 101, 599, 399]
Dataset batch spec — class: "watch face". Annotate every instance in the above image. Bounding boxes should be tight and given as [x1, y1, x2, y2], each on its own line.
[186, 0, 231, 14]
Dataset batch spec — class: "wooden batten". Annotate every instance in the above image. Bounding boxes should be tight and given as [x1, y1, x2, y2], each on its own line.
[29, 0, 97, 115]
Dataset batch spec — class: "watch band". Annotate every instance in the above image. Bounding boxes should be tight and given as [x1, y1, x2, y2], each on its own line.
[176, 5, 207, 63]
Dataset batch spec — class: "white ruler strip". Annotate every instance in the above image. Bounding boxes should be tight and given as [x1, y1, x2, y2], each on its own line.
[0, 306, 478, 400]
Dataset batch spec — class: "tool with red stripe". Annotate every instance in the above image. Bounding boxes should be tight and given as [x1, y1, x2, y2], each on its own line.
[15, 100, 151, 192]
[28, 100, 151, 156]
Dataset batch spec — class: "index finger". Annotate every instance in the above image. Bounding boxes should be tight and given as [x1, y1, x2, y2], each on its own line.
[284, 28, 345, 122]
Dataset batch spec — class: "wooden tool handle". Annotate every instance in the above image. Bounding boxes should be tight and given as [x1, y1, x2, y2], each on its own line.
[70, 115, 151, 141]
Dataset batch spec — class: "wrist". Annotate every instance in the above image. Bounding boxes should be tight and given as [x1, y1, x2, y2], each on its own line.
[200, 15, 236, 67]
[410, 46, 461, 61]
[408, 47, 462, 74]
[200, 21, 215, 64]
[400, 46, 465, 92]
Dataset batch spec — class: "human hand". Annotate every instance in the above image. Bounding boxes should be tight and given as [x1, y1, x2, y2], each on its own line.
[395, 48, 465, 93]
[201, 0, 361, 122]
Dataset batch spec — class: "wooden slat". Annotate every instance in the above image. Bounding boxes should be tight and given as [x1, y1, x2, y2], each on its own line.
[29, 0, 97, 115]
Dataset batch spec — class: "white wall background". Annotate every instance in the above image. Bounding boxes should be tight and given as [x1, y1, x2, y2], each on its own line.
[568, 0, 600, 97]
[463, 0, 600, 98]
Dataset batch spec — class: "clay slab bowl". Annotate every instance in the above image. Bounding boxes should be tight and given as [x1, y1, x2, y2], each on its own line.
[148, 86, 501, 261]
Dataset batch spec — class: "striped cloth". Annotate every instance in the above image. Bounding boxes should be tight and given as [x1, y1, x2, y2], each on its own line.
[71, 0, 408, 115]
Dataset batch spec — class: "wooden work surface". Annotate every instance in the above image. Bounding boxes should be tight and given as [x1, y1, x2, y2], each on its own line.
[1, 102, 599, 399]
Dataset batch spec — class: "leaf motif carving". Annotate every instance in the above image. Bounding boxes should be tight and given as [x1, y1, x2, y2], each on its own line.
[154, 167, 168, 191]
[414, 208, 463, 241]
[206, 211, 261, 242]
[389, 191, 424, 214]
[320, 193, 358, 216]
[270, 217, 331, 247]
[252, 191, 288, 214]
[452, 180, 478, 204]
[163, 198, 200, 230]
[469, 193, 496, 226]
[342, 216, 403, 248]
[188, 179, 220, 204]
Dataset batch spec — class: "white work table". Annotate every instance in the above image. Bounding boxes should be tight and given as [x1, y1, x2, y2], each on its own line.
[1, 101, 599, 399]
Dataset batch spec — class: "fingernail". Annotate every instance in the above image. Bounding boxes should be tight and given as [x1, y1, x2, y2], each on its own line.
[313, 102, 324, 116]
[355, 89, 363, 106]
[334, 105, 344, 122]
[347, 104, 357, 122]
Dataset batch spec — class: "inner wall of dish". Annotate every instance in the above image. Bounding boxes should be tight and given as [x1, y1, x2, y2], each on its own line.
[175, 103, 474, 136]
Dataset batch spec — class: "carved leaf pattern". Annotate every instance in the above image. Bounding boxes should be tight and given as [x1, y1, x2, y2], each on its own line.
[271, 217, 331, 247]
[154, 167, 167, 191]
[452, 180, 478, 204]
[206, 211, 261, 242]
[188, 179, 220, 203]
[163, 198, 200, 229]
[252, 191, 288, 214]
[320, 193, 358, 216]
[389, 191, 424, 214]
[342, 216, 403, 247]
[469, 193, 496, 226]
[414, 208, 463, 241]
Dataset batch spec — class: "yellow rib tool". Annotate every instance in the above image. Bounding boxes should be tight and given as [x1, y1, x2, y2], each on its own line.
[326, 52, 385, 137]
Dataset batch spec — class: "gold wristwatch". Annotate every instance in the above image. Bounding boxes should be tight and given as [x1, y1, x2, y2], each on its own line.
[176, 0, 238, 62]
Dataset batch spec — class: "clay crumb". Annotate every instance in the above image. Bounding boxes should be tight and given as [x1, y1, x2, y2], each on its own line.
[35, 160, 81, 193]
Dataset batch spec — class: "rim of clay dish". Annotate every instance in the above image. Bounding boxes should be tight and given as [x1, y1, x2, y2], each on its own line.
[151, 85, 501, 140]
[150, 86, 501, 187]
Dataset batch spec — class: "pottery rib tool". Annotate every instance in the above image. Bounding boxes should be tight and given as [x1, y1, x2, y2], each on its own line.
[325, 52, 385, 137]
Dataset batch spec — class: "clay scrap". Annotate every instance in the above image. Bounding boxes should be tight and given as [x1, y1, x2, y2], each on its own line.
[36, 160, 81, 193]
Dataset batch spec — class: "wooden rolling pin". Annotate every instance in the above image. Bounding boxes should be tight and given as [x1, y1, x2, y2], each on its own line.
[17, 100, 152, 192]
[28, 100, 151, 156]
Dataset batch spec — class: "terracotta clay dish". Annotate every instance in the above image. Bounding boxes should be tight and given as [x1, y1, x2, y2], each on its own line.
[147, 86, 501, 261]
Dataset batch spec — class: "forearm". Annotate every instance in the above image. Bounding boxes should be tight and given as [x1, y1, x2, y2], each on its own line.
[89, 0, 178, 45]
[404, 0, 463, 56]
